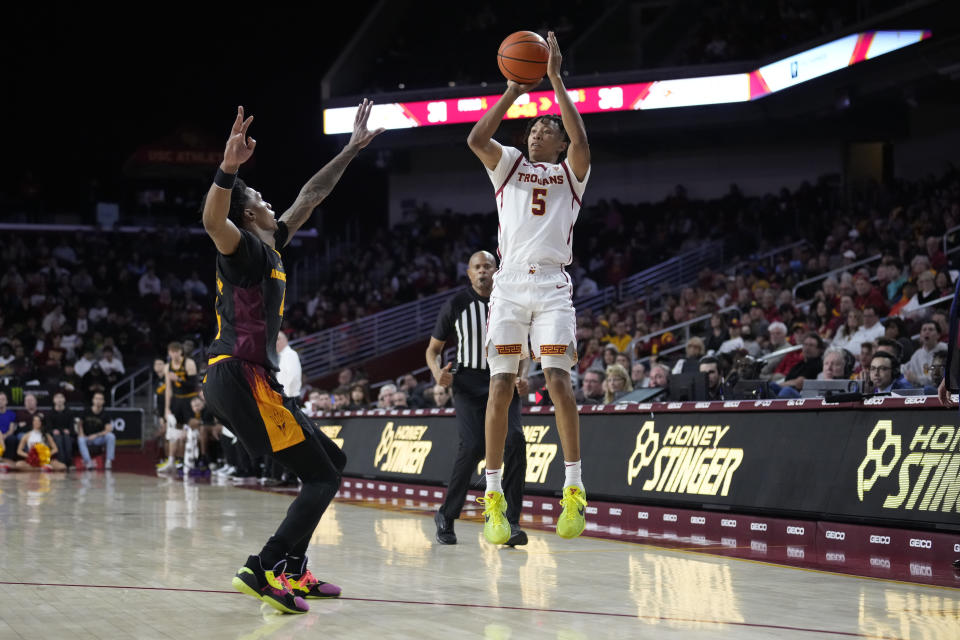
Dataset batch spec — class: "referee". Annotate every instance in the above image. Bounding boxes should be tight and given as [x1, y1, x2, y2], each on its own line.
[427, 250, 528, 546]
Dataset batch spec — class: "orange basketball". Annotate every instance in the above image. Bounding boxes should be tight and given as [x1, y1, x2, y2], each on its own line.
[497, 31, 548, 84]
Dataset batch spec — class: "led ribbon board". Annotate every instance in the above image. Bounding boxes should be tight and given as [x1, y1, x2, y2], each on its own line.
[323, 30, 931, 134]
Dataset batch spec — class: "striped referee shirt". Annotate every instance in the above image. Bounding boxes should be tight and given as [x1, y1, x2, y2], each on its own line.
[432, 287, 489, 372]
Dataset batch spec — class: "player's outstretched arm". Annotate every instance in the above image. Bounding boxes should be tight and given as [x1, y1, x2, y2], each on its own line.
[546, 31, 589, 180]
[203, 107, 255, 255]
[279, 99, 384, 245]
[467, 79, 539, 170]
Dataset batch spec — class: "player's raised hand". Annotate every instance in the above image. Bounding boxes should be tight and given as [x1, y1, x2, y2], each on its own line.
[222, 106, 256, 172]
[349, 99, 385, 149]
[546, 31, 562, 80]
[506, 78, 542, 95]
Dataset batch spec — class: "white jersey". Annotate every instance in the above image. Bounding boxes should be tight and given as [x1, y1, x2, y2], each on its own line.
[486, 145, 590, 268]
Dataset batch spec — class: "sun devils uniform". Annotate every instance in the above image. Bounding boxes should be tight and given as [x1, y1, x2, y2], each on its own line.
[203, 222, 343, 465]
[169, 359, 199, 426]
[485, 145, 590, 374]
[432, 287, 527, 529]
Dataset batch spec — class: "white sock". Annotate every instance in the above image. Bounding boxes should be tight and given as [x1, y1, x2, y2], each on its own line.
[564, 460, 584, 491]
[485, 467, 503, 494]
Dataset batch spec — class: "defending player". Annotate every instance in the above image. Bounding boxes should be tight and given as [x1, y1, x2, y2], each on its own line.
[202, 101, 382, 613]
[466, 31, 590, 544]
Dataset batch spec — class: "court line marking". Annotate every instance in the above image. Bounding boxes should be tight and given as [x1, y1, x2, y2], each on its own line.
[0, 581, 906, 638]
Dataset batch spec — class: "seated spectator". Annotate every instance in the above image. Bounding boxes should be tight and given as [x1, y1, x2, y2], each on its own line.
[718, 317, 744, 354]
[869, 352, 912, 394]
[603, 364, 633, 404]
[376, 384, 397, 409]
[739, 323, 762, 358]
[631, 362, 649, 388]
[882, 317, 914, 361]
[831, 309, 863, 355]
[304, 389, 331, 417]
[98, 345, 125, 377]
[900, 271, 940, 317]
[431, 384, 453, 408]
[853, 274, 888, 316]
[77, 391, 116, 470]
[15, 414, 67, 472]
[74, 350, 96, 377]
[672, 337, 705, 374]
[935, 270, 953, 298]
[615, 352, 632, 371]
[0, 392, 17, 461]
[333, 387, 351, 410]
[590, 344, 619, 373]
[603, 321, 632, 353]
[575, 370, 605, 404]
[391, 390, 409, 409]
[809, 300, 834, 341]
[778, 332, 824, 393]
[347, 383, 370, 410]
[698, 356, 724, 401]
[47, 391, 77, 466]
[704, 312, 729, 354]
[396, 373, 426, 408]
[827, 295, 854, 334]
[904, 322, 944, 387]
[337, 367, 355, 388]
[818, 347, 852, 381]
[182, 270, 209, 298]
[888, 281, 918, 317]
[578, 337, 602, 374]
[854, 342, 875, 381]
[15, 393, 41, 441]
[852, 306, 885, 346]
[924, 350, 947, 395]
[648, 363, 670, 389]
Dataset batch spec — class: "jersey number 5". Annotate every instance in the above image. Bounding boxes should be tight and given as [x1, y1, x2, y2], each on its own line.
[531, 188, 548, 216]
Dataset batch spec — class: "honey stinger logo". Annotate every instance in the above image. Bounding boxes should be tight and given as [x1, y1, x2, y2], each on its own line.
[475, 425, 558, 484]
[318, 425, 344, 449]
[374, 422, 433, 474]
[627, 421, 742, 496]
[858, 419, 960, 512]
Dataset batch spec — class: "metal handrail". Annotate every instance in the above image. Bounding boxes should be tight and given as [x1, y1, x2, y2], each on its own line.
[617, 240, 725, 303]
[898, 293, 953, 318]
[791, 254, 882, 299]
[109, 364, 152, 407]
[626, 304, 740, 359]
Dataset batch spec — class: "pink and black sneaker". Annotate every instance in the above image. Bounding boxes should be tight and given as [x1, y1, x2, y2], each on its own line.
[285, 556, 342, 599]
[232, 555, 309, 614]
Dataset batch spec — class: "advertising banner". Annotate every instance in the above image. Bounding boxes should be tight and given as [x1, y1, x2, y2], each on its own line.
[315, 405, 960, 529]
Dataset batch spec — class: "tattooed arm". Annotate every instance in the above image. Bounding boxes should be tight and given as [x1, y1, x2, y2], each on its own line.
[279, 99, 384, 245]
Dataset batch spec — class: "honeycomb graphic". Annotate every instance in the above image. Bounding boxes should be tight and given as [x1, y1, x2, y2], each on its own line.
[627, 421, 659, 485]
[857, 420, 901, 501]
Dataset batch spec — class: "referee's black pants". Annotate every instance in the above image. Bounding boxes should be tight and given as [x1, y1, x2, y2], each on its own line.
[439, 390, 526, 525]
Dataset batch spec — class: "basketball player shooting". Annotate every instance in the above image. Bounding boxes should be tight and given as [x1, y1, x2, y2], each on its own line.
[201, 101, 382, 613]
[467, 31, 590, 544]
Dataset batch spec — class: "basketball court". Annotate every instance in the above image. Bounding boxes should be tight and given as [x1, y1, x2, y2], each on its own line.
[1, 472, 957, 639]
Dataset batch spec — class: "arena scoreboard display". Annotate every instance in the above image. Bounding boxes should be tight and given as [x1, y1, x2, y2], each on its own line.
[323, 30, 931, 134]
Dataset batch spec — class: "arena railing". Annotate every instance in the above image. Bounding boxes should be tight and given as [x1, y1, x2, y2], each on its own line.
[629, 304, 740, 366]
[790, 254, 883, 300]
[110, 364, 154, 408]
[292, 241, 730, 379]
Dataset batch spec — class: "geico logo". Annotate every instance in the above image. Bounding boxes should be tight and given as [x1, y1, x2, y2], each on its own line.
[609, 508, 622, 516]
[755, 400, 773, 407]
[787, 399, 805, 406]
[690, 516, 706, 525]
[904, 397, 926, 405]
[909, 538, 932, 549]
[869, 535, 891, 545]
[750, 541, 767, 552]
[585, 506, 598, 515]
[667, 402, 684, 409]
[694, 402, 711, 409]
[825, 552, 846, 562]
[910, 563, 933, 577]
[863, 397, 885, 406]
[786, 526, 805, 535]
[721, 537, 737, 547]
[638, 511, 649, 520]
[691, 535, 707, 544]
[723, 401, 740, 408]
[787, 546, 805, 559]
[721, 519, 737, 528]
[750, 522, 767, 531]
[870, 557, 891, 569]
[663, 514, 678, 522]
[638, 529, 649, 537]
[825, 530, 845, 540]
[955, 543, 960, 553]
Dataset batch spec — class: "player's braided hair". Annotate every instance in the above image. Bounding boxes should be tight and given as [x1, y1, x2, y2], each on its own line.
[523, 115, 568, 162]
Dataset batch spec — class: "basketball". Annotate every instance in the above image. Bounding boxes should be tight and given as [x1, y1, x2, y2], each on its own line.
[497, 31, 548, 84]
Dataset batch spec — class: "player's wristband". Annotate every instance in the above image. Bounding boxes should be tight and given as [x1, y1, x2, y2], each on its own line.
[214, 168, 237, 190]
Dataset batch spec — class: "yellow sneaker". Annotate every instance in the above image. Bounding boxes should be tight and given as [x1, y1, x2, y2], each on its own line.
[477, 491, 510, 545]
[556, 486, 587, 539]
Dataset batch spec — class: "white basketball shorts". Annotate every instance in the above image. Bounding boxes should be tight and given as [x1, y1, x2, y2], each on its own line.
[485, 264, 577, 376]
